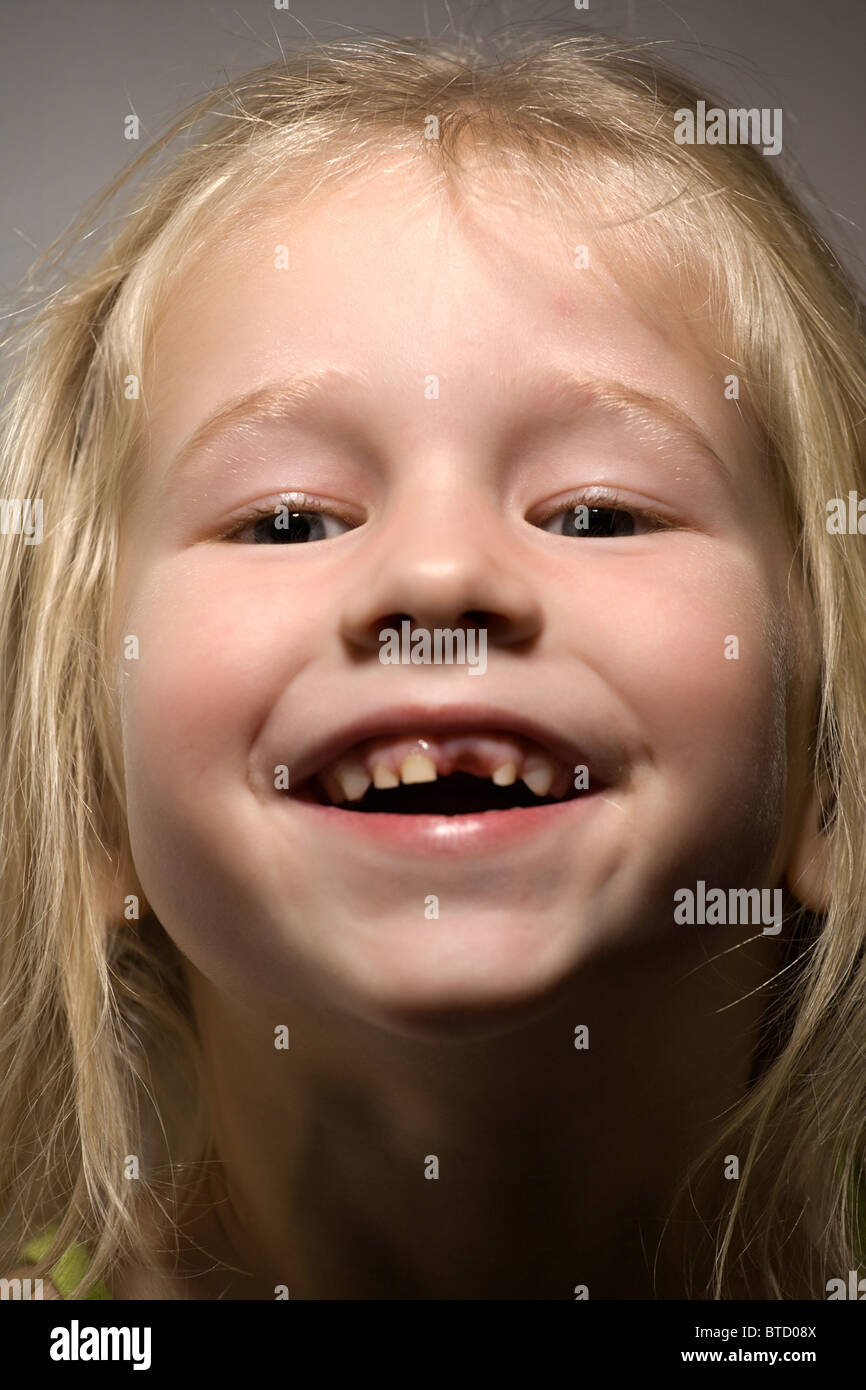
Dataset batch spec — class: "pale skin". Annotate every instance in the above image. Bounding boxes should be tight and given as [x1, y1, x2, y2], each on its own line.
[30, 161, 831, 1299]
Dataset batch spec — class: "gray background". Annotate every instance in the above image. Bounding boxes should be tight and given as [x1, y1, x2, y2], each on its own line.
[2, 0, 864, 306]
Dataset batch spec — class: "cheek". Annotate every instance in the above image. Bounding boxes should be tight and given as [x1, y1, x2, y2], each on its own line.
[620, 558, 778, 730]
[118, 558, 323, 871]
[117, 559, 331, 992]
[575, 544, 789, 867]
[121, 557, 320, 766]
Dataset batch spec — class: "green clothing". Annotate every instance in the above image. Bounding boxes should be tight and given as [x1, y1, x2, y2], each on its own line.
[19, 1179, 866, 1299]
[18, 1226, 111, 1300]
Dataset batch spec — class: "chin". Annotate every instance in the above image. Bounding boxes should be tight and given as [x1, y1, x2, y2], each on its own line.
[357, 992, 564, 1043]
[333, 947, 579, 1042]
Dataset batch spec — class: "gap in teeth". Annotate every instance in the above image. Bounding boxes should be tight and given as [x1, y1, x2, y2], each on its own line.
[317, 733, 569, 804]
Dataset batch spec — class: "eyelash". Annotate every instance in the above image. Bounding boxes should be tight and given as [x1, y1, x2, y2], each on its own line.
[217, 486, 675, 542]
[535, 487, 675, 534]
[218, 493, 355, 542]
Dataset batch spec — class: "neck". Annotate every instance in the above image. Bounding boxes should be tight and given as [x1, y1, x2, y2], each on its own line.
[162, 931, 778, 1300]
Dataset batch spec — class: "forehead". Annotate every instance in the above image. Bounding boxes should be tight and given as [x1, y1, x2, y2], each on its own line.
[139, 160, 757, 490]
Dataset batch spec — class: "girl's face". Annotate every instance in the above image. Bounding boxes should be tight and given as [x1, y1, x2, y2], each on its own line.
[114, 162, 822, 1035]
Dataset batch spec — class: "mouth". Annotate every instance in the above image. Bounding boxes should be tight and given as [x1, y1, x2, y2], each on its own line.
[285, 726, 603, 817]
[273, 707, 623, 855]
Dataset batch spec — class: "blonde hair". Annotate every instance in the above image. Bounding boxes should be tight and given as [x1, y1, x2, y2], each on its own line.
[1, 29, 864, 1300]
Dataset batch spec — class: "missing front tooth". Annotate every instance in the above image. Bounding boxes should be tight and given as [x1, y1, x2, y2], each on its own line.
[333, 770, 569, 815]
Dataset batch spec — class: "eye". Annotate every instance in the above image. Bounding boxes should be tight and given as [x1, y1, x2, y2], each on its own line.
[219, 493, 358, 545]
[535, 488, 675, 539]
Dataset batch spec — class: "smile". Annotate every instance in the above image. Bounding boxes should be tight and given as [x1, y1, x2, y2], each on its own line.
[303, 730, 590, 812]
[279, 727, 609, 854]
[269, 704, 624, 856]
[279, 783, 604, 855]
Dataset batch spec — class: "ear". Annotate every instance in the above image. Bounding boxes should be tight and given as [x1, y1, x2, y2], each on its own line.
[783, 780, 832, 915]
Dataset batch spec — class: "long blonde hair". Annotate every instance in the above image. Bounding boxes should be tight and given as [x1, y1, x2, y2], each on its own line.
[1, 30, 864, 1299]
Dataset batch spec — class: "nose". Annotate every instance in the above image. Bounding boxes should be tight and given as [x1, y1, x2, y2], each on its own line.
[339, 487, 543, 656]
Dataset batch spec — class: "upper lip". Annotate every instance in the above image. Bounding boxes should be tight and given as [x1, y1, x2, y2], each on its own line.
[283, 702, 623, 791]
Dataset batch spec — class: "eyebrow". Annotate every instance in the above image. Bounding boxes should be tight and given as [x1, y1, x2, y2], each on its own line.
[165, 364, 731, 483]
[521, 371, 732, 480]
[165, 365, 373, 482]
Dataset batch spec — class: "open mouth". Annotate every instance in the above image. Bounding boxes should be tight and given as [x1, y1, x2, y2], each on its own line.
[293, 768, 587, 815]
[285, 729, 597, 816]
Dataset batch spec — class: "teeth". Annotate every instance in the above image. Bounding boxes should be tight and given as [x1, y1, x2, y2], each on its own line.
[317, 739, 565, 804]
[399, 752, 438, 784]
[333, 762, 372, 802]
[521, 759, 554, 797]
[372, 761, 400, 789]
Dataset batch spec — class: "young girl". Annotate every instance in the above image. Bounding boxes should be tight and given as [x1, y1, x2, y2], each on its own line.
[1, 29, 864, 1301]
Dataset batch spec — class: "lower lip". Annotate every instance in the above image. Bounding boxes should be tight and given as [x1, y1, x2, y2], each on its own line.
[279, 791, 604, 855]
